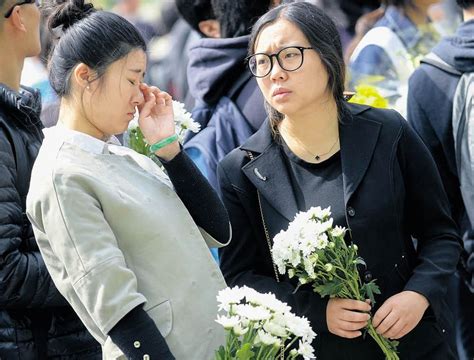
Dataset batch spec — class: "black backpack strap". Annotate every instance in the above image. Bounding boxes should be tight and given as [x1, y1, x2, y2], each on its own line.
[421, 52, 462, 76]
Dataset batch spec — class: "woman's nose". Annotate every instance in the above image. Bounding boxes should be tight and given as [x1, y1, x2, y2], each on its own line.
[269, 58, 287, 81]
[132, 88, 145, 106]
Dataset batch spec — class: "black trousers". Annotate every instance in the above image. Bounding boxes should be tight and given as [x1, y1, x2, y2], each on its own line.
[315, 317, 457, 360]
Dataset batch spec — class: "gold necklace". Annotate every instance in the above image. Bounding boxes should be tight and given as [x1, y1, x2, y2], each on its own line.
[281, 126, 339, 162]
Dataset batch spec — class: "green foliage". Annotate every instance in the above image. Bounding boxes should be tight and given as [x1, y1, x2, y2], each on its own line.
[128, 127, 150, 156]
[236, 343, 255, 360]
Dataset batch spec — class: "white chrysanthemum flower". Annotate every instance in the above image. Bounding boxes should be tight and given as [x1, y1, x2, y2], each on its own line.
[172, 100, 200, 140]
[271, 313, 288, 327]
[299, 221, 323, 249]
[299, 238, 317, 257]
[309, 253, 319, 264]
[307, 206, 332, 221]
[272, 230, 293, 273]
[233, 323, 249, 336]
[321, 206, 332, 218]
[289, 250, 302, 268]
[304, 258, 316, 278]
[298, 340, 316, 359]
[306, 206, 325, 220]
[321, 218, 334, 232]
[234, 304, 272, 322]
[255, 329, 281, 346]
[331, 225, 346, 238]
[293, 210, 311, 224]
[241, 285, 259, 300]
[179, 116, 201, 133]
[216, 286, 245, 312]
[263, 320, 288, 338]
[245, 290, 291, 314]
[315, 233, 329, 250]
[284, 313, 316, 343]
[215, 315, 240, 330]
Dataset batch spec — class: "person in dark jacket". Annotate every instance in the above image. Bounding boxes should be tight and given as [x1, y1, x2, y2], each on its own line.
[0, 0, 101, 358]
[407, 1, 474, 358]
[183, 0, 276, 261]
[218, 2, 461, 359]
[184, 0, 274, 177]
[175, 0, 219, 38]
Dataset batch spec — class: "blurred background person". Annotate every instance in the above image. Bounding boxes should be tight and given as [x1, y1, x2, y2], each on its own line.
[349, 0, 442, 117]
[183, 0, 277, 189]
[407, 0, 474, 358]
[148, 0, 219, 109]
[0, 0, 101, 357]
[113, 0, 158, 43]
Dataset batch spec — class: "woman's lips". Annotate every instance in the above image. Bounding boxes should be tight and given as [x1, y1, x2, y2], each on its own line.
[272, 88, 291, 99]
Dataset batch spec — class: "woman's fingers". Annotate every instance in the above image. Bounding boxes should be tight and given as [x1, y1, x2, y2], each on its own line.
[375, 310, 399, 335]
[138, 90, 156, 118]
[339, 298, 372, 312]
[381, 318, 404, 339]
[147, 86, 172, 107]
[327, 298, 371, 339]
[390, 322, 410, 340]
[336, 329, 363, 339]
[339, 310, 371, 323]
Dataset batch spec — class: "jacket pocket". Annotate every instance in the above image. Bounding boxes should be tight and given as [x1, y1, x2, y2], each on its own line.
[394, 253, 412, 282]
[382, 254, 412, 296]
[146, 300, 173, 338]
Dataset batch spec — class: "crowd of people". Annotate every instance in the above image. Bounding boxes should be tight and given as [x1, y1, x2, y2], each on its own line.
[0, 0, 472, 359]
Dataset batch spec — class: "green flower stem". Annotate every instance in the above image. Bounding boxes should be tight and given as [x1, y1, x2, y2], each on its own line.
[264, 346, 279, 360]
[224, 331, 233, 359]
[241, 324, 256, 345]
[366, 321, 400, 360]
[283, 336, 298, 353]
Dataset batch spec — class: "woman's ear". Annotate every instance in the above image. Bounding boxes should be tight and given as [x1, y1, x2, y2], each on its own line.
[72, 63, 94, 90]
[8, 7, 27, 32]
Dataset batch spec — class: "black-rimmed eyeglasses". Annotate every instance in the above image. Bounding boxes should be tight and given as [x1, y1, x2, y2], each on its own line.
[246, 46, 314, 78]
[4, 0, 40, 18]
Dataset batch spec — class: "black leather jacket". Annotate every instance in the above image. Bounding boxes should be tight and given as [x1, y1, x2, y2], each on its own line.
[0, 84, 100, 359]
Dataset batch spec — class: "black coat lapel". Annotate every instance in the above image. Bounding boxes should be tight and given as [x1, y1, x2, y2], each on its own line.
[339, 114, 381, 205]
[242, 142, 300, 222]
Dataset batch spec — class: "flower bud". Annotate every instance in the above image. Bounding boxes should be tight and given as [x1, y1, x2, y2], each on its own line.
[324, 263, 334, 272]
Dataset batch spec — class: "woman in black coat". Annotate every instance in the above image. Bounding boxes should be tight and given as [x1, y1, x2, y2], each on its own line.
[217, 2, 461, 359]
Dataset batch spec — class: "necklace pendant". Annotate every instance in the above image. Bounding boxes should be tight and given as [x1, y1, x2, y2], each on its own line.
[315, 155, 320, 161]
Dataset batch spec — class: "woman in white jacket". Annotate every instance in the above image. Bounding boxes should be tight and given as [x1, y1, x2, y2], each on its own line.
[26, 0, 230, 358]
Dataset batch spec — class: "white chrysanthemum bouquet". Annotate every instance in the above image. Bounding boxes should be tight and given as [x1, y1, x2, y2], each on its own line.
[272, 206, 399, 360]
[128, 100, 200, 156]
[214, 286, 316, 360]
